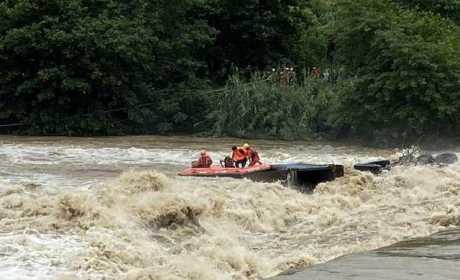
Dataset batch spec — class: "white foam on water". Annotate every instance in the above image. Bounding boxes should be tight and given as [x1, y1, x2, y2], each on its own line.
[0, 141, 389, 167]
[0, 164, 458, 279]
[0, 232, 87, 280]
[0, 144, 196, 165]
[0, 140, 391, 193]
[0, 137, 458, 279]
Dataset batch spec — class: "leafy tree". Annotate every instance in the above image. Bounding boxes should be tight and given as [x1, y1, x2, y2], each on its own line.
[126, 0, 214, 133]
[0, 0, 151, 134]
[0, 0, 212, 135]
[334, 0, 460, 138]
[199, 0, 319, 81]
[394, 0, 460, 24]
[2, 0, 460, 142]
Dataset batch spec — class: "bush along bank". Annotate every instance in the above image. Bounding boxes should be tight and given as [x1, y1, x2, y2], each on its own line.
[1, 0, 460, 143]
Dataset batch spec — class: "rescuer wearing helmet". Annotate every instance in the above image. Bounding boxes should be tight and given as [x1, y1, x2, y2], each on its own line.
[192, 150, 213, 168]
[242, 143, 261, 167]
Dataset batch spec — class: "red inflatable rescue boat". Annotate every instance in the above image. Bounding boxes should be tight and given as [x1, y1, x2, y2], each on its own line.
[178, 163, 345, 190]
[178, 164, 272, 178]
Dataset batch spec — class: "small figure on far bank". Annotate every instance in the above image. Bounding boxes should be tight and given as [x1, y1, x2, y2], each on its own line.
[311, 67, 321, 78]
[192, 150, 213, 168]
[279, 66, 296, 87]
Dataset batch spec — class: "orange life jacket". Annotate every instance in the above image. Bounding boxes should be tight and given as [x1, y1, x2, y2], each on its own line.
[232, 147, 247, 161]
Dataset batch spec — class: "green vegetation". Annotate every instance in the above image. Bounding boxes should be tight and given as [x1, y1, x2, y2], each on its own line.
[210, 74, 337, 139]
[1, 0, 460, 143]
[335, 0, 460, 141]
[0, 0, 212, 135]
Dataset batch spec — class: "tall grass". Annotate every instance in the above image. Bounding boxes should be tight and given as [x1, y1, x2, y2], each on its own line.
[208, 74, 338, 139]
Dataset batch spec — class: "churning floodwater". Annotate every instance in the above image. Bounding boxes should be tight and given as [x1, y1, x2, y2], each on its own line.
[0, 136, 458, 279]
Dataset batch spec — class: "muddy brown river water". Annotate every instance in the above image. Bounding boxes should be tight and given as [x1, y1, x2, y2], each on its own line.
[0, 136, 458, 279]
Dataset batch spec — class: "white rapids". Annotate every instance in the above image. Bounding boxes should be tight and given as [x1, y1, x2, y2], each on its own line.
[0, 136, 458, 279]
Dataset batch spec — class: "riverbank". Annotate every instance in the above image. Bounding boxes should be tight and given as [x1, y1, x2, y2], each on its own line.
[270, 229, 460, 280]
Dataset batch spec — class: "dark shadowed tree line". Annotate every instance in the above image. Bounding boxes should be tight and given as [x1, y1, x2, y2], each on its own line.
[1, 0, 460, 143]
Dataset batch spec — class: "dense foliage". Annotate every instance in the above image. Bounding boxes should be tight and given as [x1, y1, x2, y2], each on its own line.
[335, 0, 460, 140]
[210, 74, 337, 139]
[0, 0, 212, 134]
[1, 0, 460, 143]
[395, 0, 460, 23]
